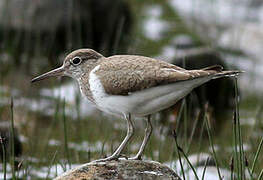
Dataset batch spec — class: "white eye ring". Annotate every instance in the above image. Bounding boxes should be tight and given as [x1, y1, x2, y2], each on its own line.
[70, 56, 82, 66]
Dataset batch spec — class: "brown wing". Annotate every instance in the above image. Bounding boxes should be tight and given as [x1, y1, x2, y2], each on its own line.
[95, 55, 221, 95]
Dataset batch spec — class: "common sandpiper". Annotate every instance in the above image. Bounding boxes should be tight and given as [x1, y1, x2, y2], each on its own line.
[32, 48, 241, 161]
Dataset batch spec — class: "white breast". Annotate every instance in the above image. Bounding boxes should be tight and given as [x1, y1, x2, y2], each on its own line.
[89, 65, 107, 102]
[89, 65, 123, 115]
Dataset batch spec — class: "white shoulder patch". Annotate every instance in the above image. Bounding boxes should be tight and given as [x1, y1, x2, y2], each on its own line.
[89, 65, 107, 103]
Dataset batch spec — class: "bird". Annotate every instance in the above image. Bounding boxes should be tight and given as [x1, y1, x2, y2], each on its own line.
[31, 48, 241, 162]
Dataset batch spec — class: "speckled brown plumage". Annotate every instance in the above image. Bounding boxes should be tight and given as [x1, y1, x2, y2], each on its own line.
[65, 48, 103, 61]
[94, 55, 223, 95]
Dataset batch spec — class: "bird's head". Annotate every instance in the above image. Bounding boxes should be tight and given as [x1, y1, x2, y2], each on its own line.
[31, 49, 103, 83]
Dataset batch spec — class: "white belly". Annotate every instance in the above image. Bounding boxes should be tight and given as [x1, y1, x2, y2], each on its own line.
[87, 67, 211, 117]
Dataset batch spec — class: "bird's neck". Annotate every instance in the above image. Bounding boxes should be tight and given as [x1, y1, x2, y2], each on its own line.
[76, 58, 104, 103]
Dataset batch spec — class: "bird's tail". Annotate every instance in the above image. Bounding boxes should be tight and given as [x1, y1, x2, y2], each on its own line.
[201, 65, 243, 79]
[212, 70, 242, 79]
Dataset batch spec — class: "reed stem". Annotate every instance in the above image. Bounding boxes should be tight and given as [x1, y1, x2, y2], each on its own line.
[62, 99, 71, 168]
[234, 77, 244, 179]
[201, 157, 209, 180]
[251, 135, 263, 175]
[0, 136, 6, 180]
[204, 109, 222, 179]
[172, 130, 185, 180]
[10, 97, 16, 179]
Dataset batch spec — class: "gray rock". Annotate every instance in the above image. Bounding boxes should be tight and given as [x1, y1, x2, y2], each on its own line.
[55, 159, 181, 180]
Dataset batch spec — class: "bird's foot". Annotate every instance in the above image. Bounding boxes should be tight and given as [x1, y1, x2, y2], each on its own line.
[92, 154, 128, 163]
[128, 155, 142, 160]
[92, 156, 119, 163]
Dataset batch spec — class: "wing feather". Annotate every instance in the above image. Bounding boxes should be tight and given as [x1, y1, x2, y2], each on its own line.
[95, 55, 216, 95]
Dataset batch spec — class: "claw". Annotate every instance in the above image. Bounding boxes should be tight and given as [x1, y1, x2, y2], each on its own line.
[119, 154, 129, 160]
[92, 155, 120, 163]
[128, 155, 142, 160]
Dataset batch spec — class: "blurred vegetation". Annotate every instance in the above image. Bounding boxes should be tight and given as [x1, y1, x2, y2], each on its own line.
[0, 0, 262, 179]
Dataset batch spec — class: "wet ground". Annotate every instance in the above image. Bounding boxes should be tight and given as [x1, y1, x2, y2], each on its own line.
[0, 0, 263, 179]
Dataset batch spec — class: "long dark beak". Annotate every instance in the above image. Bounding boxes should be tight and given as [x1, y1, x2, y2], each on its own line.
[31, 66, 65, 83]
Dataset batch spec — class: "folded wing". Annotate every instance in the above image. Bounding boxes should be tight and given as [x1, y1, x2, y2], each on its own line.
[95, 55, 237, 95]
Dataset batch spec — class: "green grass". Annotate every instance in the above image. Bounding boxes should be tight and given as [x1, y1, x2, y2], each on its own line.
[173, 130, 186, 180]
[1, 0, 263, 179]
[10, 97, 16, 180]
[2, 73, 263, 179]
[62, 99, 71, 168]
[0, 136, 6, 180]
[205, 106, 222, 179]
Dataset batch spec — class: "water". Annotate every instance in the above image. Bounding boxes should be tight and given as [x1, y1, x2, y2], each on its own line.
[0, 0, 263, 179]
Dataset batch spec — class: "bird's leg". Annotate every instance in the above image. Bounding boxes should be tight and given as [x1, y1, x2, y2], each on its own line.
[129, 115, 152, 160]
[93, 113, 134, 162]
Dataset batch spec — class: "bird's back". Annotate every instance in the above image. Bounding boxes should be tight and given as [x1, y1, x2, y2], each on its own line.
[95, 55, 237, 96]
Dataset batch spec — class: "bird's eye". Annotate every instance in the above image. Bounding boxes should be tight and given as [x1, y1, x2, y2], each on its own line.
[71, 57, 82, 66]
